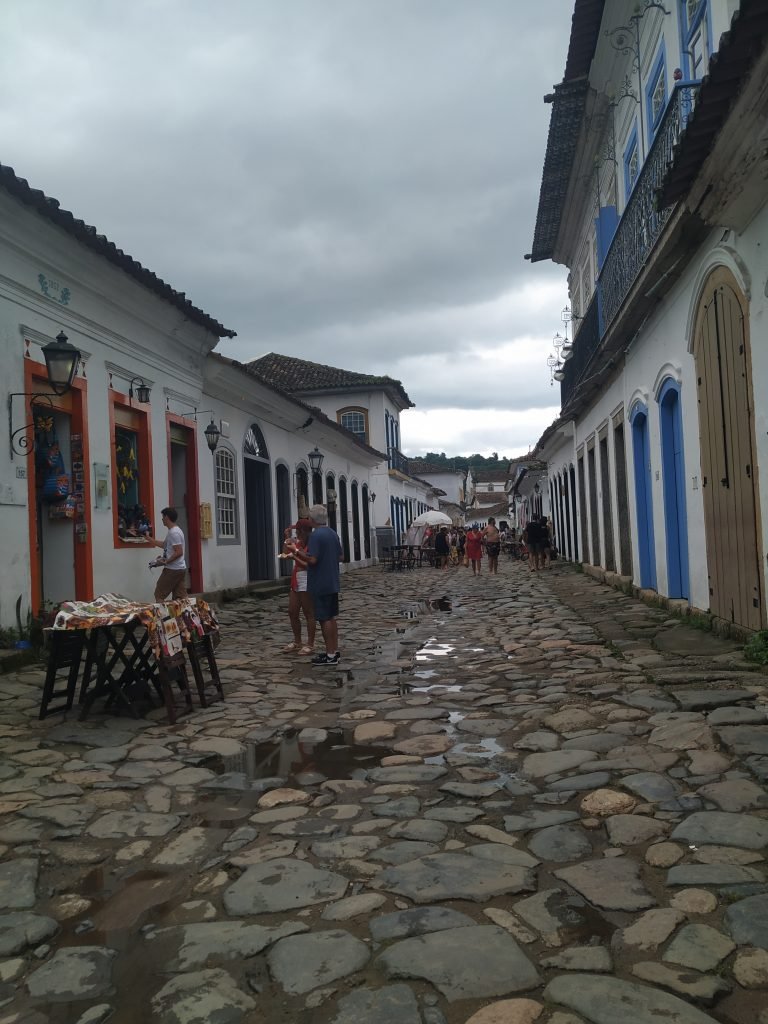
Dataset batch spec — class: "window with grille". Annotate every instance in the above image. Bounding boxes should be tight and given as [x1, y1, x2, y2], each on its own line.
[645, 43, 667, 138]
[215, 447, 238, 540]
[682, 0, 709, 80]
[339, 408, 368, 444]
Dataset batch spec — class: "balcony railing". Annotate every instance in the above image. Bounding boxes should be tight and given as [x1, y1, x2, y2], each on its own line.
[600, 82, 699, 331]
[388, 448, 410, 475]
[560, 290, 600, 408]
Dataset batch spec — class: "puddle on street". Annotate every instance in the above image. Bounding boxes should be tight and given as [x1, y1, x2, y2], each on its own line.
[399, 597, 453, 618]
[204, 728, 385, 789]
[416, 639, 457, 660]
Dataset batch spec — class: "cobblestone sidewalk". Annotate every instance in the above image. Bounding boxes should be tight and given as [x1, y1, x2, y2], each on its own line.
[0, 558, 766, 1024]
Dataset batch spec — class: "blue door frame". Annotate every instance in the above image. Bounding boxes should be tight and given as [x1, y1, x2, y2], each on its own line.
[630, 403, 657, 590]
[658, 379, 690, 599]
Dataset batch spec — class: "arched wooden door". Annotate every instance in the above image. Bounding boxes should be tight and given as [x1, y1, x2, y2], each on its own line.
[693, 268, 762, 629]
[338, 478, 350, 562]
[275, 464, 292, 577]
[351, 482, 361, 561]
[243, 423, 274, 581]
[630, 403, 656, 591]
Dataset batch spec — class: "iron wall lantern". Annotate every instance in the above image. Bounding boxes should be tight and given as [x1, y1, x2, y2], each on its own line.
[8, 330, 82, 459]
[128, 377, 151, 405]
[204, 419, 221, 453]
[307, 446, 324, 473]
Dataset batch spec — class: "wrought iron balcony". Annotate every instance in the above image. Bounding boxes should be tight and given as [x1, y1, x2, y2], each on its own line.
[600, 82, 699, 331]
[560, 290, 600, 408]
[388, 447, 410, 475]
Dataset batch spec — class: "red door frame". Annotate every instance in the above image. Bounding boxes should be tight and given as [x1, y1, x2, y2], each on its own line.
[25, 357, 93, 614]
[165, 413, 203, 593]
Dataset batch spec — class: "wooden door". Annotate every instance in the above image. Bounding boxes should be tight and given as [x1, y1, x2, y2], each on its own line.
[694, 268, 762, 629]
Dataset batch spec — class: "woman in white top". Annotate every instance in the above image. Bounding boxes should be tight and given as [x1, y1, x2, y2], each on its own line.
[281, 519, 316, 654]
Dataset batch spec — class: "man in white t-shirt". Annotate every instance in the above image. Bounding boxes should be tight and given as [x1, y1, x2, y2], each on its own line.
[148, 507, 188, 601]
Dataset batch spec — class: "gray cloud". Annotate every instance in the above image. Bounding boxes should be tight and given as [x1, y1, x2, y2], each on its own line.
[0, 0, 570, 450]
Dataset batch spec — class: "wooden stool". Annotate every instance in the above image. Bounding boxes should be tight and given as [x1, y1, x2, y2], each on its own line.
[157, 651, 194, 725]
[186, 632, 224, 707]
[38, 629, 85, 719]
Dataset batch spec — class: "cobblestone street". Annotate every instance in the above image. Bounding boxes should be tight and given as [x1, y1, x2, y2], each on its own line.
[0, 559, 767, 1024]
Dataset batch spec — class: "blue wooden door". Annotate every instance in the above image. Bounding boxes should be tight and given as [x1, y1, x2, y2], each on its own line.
[631, 405, 656, 590]
[659, 382, 689, 599]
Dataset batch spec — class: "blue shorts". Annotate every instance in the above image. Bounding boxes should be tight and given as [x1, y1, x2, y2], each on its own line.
[312, 592, 339, 622]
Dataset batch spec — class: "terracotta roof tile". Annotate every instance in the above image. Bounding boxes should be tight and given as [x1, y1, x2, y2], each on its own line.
[248, 353, 414, 409]
[0, 163, 235, 338]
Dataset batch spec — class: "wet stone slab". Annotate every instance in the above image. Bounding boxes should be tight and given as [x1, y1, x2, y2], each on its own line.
[27, 946, 117, 1002]
[370, 905, 476, 942]
[267, 929, 370, 994]
[375, 924, 541, 1001]
[554, 858, 656, 912]
[330, 983, 421, 1024]
[376, 852, 536, 903]
[223, 858, 348, 914]
[544, 973, 721, 1023]
[0, 859, 38, 910]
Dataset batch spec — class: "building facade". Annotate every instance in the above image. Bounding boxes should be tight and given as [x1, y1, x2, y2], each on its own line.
[528, 0, 768, 633]
[0, 165, 411, 628]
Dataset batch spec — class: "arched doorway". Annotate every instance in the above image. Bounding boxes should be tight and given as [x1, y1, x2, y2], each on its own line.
[658, 379, 689, 600]
[351, 481, 361, 560]
[325, 472, 337, 532]
[630, 403, 656, 590]
[295, 466, 309, 517]
[312, 470, 323, 505]
[243, 423, 274, 581]
[362, 484, 371, 557]
[276, 463, 292, 577]
[693, 267, 762, 628]
[338, 478, 350, 562]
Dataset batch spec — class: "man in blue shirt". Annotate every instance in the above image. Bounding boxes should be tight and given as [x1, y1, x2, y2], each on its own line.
[302, 504, 343, 666]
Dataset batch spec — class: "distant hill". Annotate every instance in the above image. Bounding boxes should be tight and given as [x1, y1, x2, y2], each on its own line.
[409, 452, 513, 470]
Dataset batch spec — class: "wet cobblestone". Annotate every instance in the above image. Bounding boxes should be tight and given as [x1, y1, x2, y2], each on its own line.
[0, 560, 766, 1023]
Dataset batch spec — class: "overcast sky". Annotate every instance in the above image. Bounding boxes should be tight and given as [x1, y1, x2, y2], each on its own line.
[1, 0, 570, 456]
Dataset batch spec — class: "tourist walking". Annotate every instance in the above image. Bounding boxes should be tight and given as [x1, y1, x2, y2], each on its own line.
[483, 516, 501, 575]
[524, 517, 542, 571]
[434, 526, 450, 570]
[465, 523, 483, 575]
[295, 504, 343, 666]
[148, 507, 188, 601]
[281, 519, 316, 654]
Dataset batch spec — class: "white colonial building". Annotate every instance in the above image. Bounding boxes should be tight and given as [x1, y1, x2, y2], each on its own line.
[528, 0, 768, 634]
[0, 162, 431, 628]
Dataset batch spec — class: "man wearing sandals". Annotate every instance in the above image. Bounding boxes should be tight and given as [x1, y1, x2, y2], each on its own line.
[298, 504, 343, 666]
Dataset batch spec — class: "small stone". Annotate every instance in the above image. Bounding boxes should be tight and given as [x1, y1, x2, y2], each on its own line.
[733, 947, 768, 988]
[670, 889, 718, 914]
[0, 912, 58, 955]
[0, 957, 25, 982]
[321, 893, 387, 921]
[482, 908, 537, 944]
[605, 814, 667, 846]
[580, 789, 636, 817]
[617, 909, 686, 951]
[257, 788, 311, 809]
[645, 842, 684, 867]
[354, 721, 397, 744]
[463, 998, 543, 1024]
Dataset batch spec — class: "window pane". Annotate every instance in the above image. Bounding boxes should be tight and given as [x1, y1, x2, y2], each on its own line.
[341, 411, 366, 441]
[115, 427, 140, 507]
[215, 449, 237, 538]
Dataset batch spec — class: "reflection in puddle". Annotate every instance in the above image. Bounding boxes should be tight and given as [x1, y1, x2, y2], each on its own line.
[416, 639, 457, 661]
[207, 729, 385, 786]
[400, 598, 453, 619]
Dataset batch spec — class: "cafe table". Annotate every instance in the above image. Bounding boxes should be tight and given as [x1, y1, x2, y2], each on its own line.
[40, 594, 219, 723]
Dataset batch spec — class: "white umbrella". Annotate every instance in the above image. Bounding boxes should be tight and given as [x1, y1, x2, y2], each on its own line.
[410, 510, 453, 527]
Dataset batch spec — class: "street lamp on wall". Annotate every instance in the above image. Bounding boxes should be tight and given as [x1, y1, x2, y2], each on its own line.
[307, 446, 324, 474]
[128, 377, 152, 405]
[176, 407, 222, 453]
[369, 491, 376, 503]
[8, 330, 83, 459]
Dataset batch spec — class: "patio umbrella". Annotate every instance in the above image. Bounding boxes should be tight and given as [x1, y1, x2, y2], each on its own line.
[410, 510, 453, 527]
